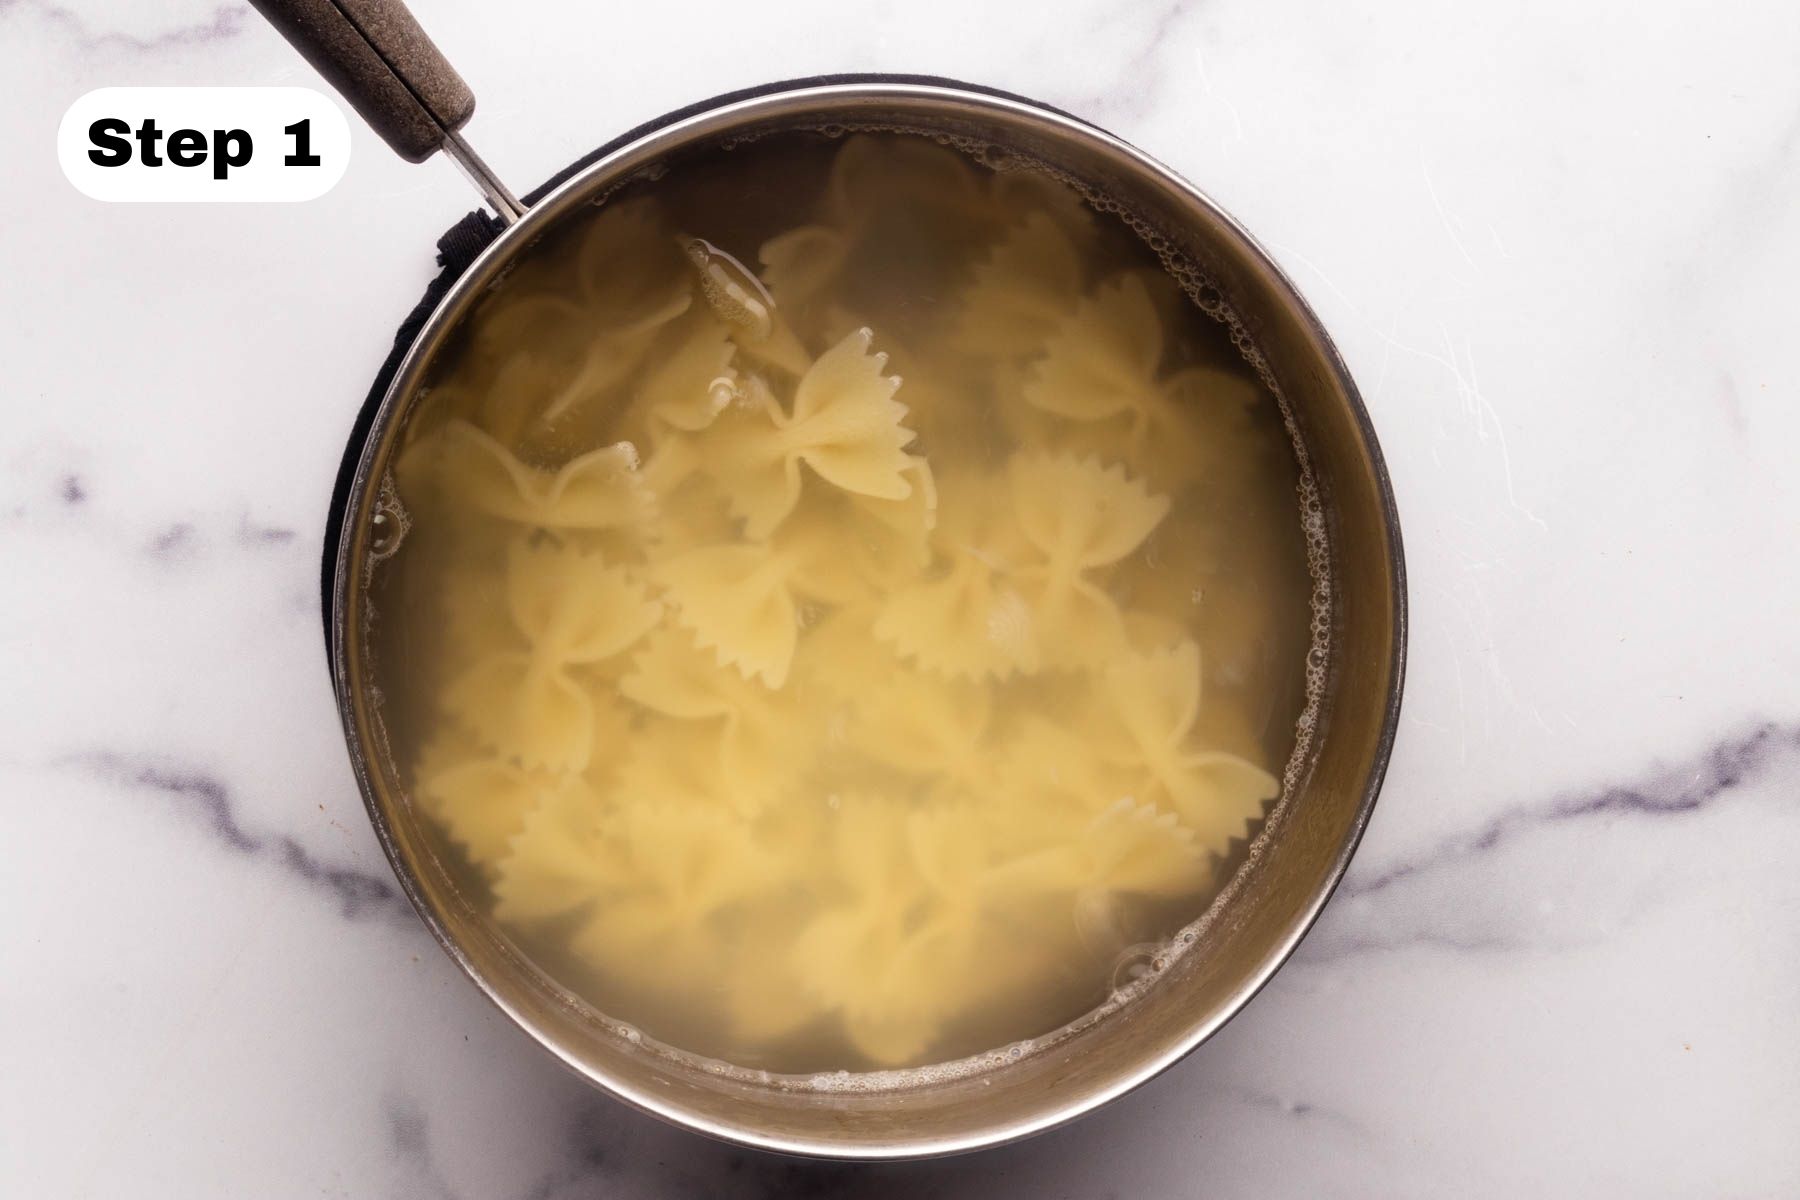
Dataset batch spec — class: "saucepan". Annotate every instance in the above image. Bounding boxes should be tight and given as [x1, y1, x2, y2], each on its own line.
[251, 0, 1406, 1160]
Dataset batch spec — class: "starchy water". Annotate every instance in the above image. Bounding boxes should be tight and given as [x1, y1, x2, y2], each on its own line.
[366, 130, 1319, 1073]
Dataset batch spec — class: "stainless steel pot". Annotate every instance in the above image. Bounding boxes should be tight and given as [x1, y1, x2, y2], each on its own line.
[255, 0, 1406, 1160]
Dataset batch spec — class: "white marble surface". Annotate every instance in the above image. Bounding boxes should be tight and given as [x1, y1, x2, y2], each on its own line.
[4, 0, 1798, 1194]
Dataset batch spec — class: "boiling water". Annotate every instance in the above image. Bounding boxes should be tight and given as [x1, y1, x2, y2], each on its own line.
[368, 131, 1318, 1073]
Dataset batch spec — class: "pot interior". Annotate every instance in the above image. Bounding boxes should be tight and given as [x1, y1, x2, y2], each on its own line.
[332, 82, 1403, 1158]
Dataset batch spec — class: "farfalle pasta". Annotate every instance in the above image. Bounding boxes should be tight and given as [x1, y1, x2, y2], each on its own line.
[619, 623, 810, 810]
[373, 131, 1317, 1072]
[1008, 452, 1171, 668]
[444, 540, 660, 771]
[873, 468, 1040, 680]
[1090, 639, 1281, 846]
[698, 329, 919, 538]
[396, 419, 654, 535]
[954, 211, 1085, 361]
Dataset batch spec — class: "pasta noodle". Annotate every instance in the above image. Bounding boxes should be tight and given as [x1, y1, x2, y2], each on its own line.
[491, 777, 623, 924]
[625, 305, 740, 436]
[843, 667, 992, 788]
[789, 797, 974, 1064]
[655, 542, 805, 687]
[378, 131, 1314, 1073]
[412, 733, 551, 870]
[1090, 640, 1280, 845]
[619, 624, 810, 809]
[693, 329, 919, 539]
[567, 801, 779, 991]
[1008, 452, 1170, 668]
[873, 469, 1040, 680]
[445, 541, 660, 770]
[953, 211, 1083, 360]
[400, 419, 654, 534]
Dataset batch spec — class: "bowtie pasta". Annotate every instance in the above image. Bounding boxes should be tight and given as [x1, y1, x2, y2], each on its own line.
[372, 131, 1316, 1072]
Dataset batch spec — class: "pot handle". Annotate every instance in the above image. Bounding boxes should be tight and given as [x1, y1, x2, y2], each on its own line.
[248, 0, 526, 221]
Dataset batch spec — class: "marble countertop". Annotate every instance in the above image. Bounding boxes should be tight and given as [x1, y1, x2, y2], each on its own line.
[4, 0, 1797, 1195]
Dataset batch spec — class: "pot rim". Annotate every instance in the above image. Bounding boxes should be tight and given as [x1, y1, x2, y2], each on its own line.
[329, 77, 1407, 1160]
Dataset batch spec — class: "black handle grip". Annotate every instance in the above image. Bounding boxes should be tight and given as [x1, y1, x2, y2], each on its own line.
[249, 0, 475, 163]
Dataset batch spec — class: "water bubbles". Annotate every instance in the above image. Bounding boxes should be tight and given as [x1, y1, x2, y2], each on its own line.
[1109, 942, 1167, 991]
[367, 475, 410, 562]
[705, 376, 739, 414]
[978, 144, 1016, 171]
[685, 237, 775, 341]
[368, 511, 398, 556]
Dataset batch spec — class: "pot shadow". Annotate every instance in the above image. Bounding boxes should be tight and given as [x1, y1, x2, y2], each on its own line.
[534, 1042, 1228, 1200]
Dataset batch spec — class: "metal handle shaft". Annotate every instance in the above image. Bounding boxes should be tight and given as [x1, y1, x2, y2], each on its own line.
[249, 0, 524, 221]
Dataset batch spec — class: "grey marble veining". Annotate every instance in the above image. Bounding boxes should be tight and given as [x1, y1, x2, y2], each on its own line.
[1, 0, 250, 54]
[1308, 720, 1800, 964]
[68, 751, 413, 923]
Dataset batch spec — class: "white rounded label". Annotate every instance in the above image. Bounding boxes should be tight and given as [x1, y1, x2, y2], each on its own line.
[58, 87, 351, 203]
